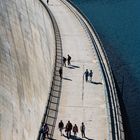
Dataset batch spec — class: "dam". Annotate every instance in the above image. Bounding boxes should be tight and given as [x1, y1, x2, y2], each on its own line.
[0, 0, 124, 139]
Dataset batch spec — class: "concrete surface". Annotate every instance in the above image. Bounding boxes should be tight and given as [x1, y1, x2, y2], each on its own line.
[0, 0, 56, 139]
[46, 0, 110, 139]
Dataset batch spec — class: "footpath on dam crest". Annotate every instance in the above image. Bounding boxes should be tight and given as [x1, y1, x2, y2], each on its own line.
[42, 0, 110, 139]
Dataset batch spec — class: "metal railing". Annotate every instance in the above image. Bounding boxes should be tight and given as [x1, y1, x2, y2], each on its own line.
[37, 0, 63, 139]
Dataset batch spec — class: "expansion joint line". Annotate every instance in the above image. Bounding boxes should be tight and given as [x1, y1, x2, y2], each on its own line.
[37, 0, 63, 139]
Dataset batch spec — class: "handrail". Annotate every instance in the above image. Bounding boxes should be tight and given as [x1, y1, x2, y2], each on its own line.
[37, 0, 63, 139]
[61, 0, 125, 139]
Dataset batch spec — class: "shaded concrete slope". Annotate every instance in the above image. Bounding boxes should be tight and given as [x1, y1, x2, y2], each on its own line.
[0, 0, 56, 139]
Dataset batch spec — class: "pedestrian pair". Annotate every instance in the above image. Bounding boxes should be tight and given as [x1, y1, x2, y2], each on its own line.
[84, 69, 93, 82]
[63, 54, 71, 66]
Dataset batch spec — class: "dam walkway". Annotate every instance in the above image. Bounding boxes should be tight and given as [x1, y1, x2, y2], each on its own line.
[42, 0, 110, 139]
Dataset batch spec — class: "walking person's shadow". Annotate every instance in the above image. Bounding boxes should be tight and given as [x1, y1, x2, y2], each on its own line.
[68, 64, 80, 69]
[91, 81, 102, 85]
[66, 135, 94, 140]
[63, 77, 72, 81]
[85, 136, 94, 140]
[70, 65, 80, 68]
[69, 135, 84, 140]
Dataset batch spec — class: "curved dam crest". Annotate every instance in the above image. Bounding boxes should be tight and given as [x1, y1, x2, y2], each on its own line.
[0, 0, 56, 139]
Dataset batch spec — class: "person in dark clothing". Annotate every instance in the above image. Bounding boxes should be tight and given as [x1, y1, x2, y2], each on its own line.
[65, 121, 73, 138]
[42, 123, 49, 139]
[59, 67, 63, 79]
[80, 122, 85, 138]
[73, 124, 78, 137]
[67, 54, 71, 65]
[47, 0, 49, 4]
[84, 69, 89, 82]
[89, 70, 93, 82]
[58, 120, 64, 136]
[63, 57, 67, 67]
[40, 125, 44, 136]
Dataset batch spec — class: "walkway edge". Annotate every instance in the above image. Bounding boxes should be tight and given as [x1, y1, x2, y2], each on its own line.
[37, 0, 63, 139]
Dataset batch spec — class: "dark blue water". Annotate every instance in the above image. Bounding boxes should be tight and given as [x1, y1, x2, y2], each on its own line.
[72, 0, 140, 139]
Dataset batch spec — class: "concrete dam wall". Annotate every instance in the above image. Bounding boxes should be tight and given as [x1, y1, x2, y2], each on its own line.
[0, 0, 56, 139]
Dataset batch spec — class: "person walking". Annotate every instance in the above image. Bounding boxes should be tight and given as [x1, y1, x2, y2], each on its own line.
[63, 57, 67, 67]
[59, 67, 63, 79]
[40, 124, 45, 138]
[73, 124, 78, 137]
[67, 54, 71, 65]
[84, 69, 89, 82]
[80, 122, 85, 138]
[89, 70, 93, 82]
[58, 120, 64, 136]
[65, 121, 73, 139]
[42, 123, 49, 139]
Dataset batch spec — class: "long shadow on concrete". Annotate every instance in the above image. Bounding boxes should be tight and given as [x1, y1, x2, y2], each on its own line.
[62, 134, 94, 140]
[91, 81, 102, 85]
[85, 136, 94, 140]
[70, 64, 80, 68]
[63, 135, 84, 140]
[68, 65, 80, 69]
[63, 77, 72, 81]
[68, 66, 75, 69]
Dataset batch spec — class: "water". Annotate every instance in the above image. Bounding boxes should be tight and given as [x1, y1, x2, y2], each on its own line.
[72, 0, 140, 139]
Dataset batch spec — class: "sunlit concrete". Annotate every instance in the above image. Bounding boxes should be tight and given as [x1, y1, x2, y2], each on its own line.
[0, 0, 55, 139]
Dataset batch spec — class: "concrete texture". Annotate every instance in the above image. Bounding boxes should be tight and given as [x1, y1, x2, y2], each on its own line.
[0, 0, 56, 139]
[45, 0, 110, 139]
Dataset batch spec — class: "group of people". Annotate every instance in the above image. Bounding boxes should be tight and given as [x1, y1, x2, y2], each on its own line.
[84, 69, 93, 82]
[58, 120, 86, 139]
[40, 121, 86, 139]
[59, 56, 94, 83]
[59, 54, 72, 79]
